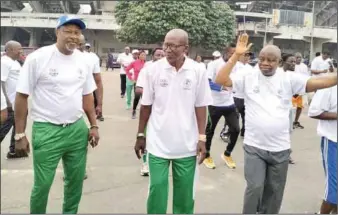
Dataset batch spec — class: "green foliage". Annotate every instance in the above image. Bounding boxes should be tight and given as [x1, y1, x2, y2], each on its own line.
[114, 1, 236, 49]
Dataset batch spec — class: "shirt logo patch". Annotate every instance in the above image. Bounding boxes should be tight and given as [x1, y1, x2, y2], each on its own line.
[49, 69, 58, 77]
[159, 79, 169, 87]
[183, 79, 192, 90]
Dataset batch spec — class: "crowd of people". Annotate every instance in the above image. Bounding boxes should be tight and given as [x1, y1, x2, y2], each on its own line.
[0, 14, 337, 214]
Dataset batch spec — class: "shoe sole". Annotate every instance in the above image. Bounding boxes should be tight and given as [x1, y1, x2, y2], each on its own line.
[140, 172, 149, 176]
[221, 155, 236, 169]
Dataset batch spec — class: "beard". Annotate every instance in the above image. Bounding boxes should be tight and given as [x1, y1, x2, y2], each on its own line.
[65, 42, 77, 52]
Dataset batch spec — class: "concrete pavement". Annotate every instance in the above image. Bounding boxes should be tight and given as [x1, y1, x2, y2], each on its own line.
[1, 70, 325, 213]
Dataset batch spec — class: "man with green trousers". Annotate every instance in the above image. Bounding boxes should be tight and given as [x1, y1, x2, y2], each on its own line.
[14, 15, 99, 214]
[134, 29, 212, 214]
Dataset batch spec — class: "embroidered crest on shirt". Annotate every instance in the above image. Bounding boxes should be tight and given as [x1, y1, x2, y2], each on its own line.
[49, 68, 58, 77]
[182, 79, 192, 90]
[159, 79, 169, 87]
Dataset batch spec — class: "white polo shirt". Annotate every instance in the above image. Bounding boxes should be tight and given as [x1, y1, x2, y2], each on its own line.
[295, 62, 310, 77]
[311, 56, 331, 76]
[84, 52, 100, 74]
[141, 57, 213, 159]
[232, 68, 310, 151]
[208, 58, 237, 106]
[308, 85, 337, 143]
[1, 55, 21, 106]
[1, 86, 7, 111]
[117, 53, 133, 75]
[16, 45, 97, 124]
[231, 62, 253, 99]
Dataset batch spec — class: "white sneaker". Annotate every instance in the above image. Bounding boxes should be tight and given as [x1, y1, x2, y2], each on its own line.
[140, 163, 149, 176]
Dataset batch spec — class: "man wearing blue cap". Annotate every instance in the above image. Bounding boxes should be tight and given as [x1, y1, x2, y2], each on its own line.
[14, 15, 99, 214]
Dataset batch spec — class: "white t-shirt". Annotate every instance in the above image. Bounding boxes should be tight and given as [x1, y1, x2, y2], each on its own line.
[117, 53, 133, 74]
[207, 58, 236, 106]
[308, 85, 337, 143]
[141, 57, 213, 159]
[311, 56, 331, 76]
[1, 86, 7, 111]
[16, 45, 97, 124]
[196, 62, 206, 70]
[1, 55, 21, 106]
[232, 68, 310, 151]
[295, 63, 310, 77]
[84, 52, 100, 74]
[136, 61, 153, 88]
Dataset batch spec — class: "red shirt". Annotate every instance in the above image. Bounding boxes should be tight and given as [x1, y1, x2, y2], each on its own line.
[125, 59, 145, 81]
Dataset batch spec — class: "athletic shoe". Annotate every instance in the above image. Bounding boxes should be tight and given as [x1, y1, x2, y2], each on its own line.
[293, 122, 304, 129]
[203, 157, 216, 169]
[132, 110, 136, 119]
[140, 163, 149, 176]
[289, 157, 295, 164]
[126, 105, 131, 110]
[6, 151, 28, 159]
[221, 154, 236, 169]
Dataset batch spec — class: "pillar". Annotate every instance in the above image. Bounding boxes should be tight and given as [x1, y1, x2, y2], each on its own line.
[29, 29, 42, 47]
[1, 27, 16, 45]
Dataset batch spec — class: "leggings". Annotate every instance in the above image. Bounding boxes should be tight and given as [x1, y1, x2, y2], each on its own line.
[133, 84, 141, 111]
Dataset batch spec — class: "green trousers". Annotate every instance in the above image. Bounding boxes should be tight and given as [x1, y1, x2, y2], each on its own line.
[147, 153, 197, 214]
[126, 78, 134, 108]
[30, 118, 89, 214]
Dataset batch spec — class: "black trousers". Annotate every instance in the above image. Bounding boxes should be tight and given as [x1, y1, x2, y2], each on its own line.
[120, 74, 126, 96]
[133, 84, 141, 111]
[0, 108, 15, 153]
[234, 97, 245, 135]
[206, 105, 240, 158]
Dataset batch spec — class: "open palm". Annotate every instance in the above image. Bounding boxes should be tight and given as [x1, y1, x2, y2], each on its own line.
[235, 33, 253, 55]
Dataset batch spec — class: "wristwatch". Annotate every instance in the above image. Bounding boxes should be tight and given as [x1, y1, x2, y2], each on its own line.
[198, 134, 207, 142]
[14, 133, 26, 141]
[137, 133, 145, 139]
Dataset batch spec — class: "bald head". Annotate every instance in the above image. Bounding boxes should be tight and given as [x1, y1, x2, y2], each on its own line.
[165, 29, 189, 45]
[5, 40, 22, 60]
[294, 52, 303, 64]
[260, 45, 281, 59]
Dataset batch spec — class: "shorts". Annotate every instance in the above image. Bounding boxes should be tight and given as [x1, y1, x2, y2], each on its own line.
[321, 137, 337, 205]
[292, 95, 303, 108]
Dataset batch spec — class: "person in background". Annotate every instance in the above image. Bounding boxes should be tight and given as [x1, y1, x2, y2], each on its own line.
[126, 50, 146, 119]
[0, 40, 24, 159]
[195, 55, 206, 70]
[308, 85, 337, 215]
[124, 49, 139, 110]
[311, 51, 334, 77]
[135, 48, 165, 176]
[117, 46, 133, 99]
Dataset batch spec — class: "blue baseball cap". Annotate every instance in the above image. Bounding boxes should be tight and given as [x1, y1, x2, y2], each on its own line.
[56, 15, 86, 30]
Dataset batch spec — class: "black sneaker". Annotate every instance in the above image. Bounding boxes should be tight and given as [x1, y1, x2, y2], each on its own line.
[6, 151, 28, 159]
[132, 110, 136, 119]
[98, 116, 104, 121]
[121, 94, 124, 98]
[293, 122, 304, 129]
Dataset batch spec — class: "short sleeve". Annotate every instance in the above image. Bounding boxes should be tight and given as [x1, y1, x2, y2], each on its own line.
[195, 69, 213, 107]
[140, 69, 154, 105]
[1, 87, 7, 111]
[289, 72, 310, 95]
[231, 72, 245, 95]
[206, 61, 215, 80]
[136, 68, 146, 88]
[83, 64, 97, 95]
[1, 59, 11, 82]
[310, 58, 319, 70]
[92, 56, 101, 74]
[308, 88, 331, 117]
[16, 55, 38, 96]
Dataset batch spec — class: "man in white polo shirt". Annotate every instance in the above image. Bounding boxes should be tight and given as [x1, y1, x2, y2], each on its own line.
[215, 34, 337, 214]
[311, 51, 334, 76]
[14, 15, 99, 214]
[134, 29, 212, 214]
[84, 42, 104, 121]
[308, 85, 337, 214]
[1, 86, 7, 124]
[117, 46, 133, 98]
[0, 40, 23, 159]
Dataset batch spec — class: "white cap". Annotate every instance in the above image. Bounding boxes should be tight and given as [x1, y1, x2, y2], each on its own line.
[85, 43, 91, 47]
[212, 51, 221, 57]
[132, 49, 139, 54]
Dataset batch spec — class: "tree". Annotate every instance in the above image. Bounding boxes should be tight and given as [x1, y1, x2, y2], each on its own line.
[114, 1, 236, 50]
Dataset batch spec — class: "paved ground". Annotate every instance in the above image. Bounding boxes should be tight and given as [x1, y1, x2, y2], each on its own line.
[1, 70, 325, 213]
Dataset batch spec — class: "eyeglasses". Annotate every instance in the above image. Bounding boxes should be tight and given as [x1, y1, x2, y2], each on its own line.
[163, 43, 186, 51]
